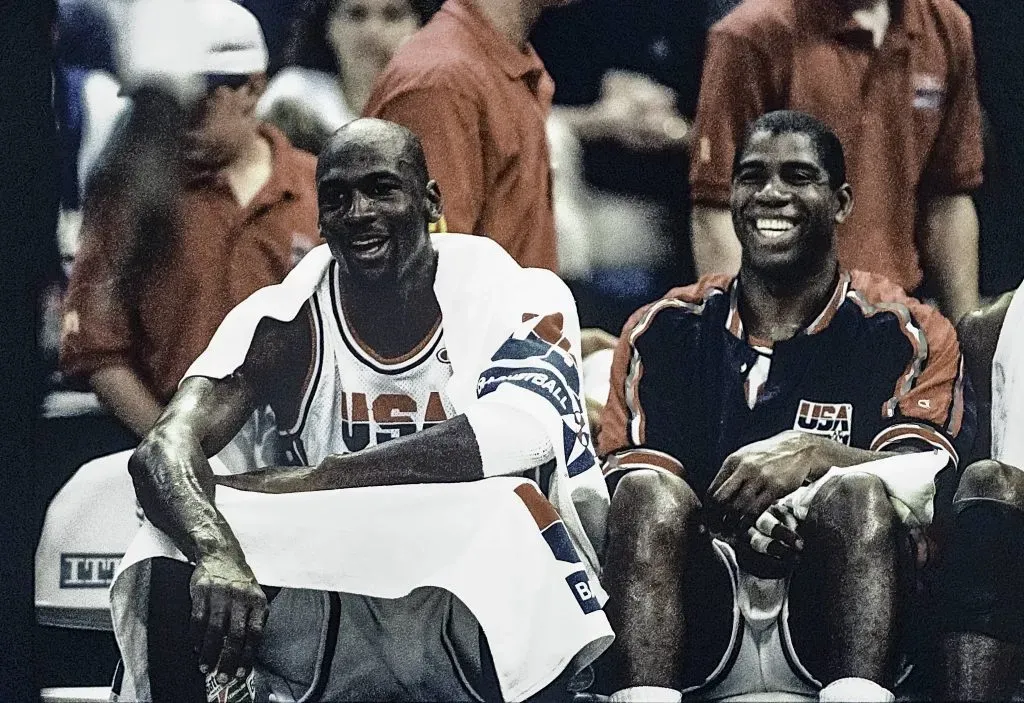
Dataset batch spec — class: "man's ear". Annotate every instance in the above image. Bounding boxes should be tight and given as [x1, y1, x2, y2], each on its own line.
[834, 182, 854, 224]
[424, 179, 442, 223]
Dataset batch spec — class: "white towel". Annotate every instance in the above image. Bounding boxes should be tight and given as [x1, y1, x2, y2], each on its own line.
[110, 477, 614, 702]
[776, 450, 950, 527]
[991, 287, 1024, 467]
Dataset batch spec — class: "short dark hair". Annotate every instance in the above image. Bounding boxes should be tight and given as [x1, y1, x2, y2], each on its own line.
[733, 110, 847, 189]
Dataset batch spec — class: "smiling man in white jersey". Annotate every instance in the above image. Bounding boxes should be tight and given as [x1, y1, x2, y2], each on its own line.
[119, 118, 612, 703]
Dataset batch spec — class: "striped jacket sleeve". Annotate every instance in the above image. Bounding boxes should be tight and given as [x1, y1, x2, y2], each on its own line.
[849, 274, 976, 468]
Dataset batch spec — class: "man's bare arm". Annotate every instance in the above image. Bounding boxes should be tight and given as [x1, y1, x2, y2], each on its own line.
[90, 364, 165, 438]
[956, 291, 1013, 460]
[706, 430, 899, 526]
[219, 414, 486, 493]
[920, 194, 980, 324]
[128, 374, 255, 561]
[691, 204, 741, 276]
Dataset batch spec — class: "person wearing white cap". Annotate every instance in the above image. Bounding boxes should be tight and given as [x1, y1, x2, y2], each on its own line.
[61, 0, 321, 439]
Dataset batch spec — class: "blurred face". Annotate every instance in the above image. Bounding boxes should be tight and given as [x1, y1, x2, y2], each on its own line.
[327, 0, 420, 79]
[731, 130, 852, 278]
[317, 134, 440, 286]
[182, 75, 263, 169]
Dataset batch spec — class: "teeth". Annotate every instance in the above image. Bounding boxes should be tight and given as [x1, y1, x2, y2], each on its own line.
[755, 218, 795, 232]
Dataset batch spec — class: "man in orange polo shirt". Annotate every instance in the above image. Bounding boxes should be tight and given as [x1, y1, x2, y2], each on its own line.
[364, 0, 570, 273]
[689, 0, 983, 323]
[60, 0, 320, 438]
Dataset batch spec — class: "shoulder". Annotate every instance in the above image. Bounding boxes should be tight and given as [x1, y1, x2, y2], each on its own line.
[371, 20, 484, 98]
[846, 269, 957, 351]
[918, 0, 973, 31]
[914, 0, 976, 59]
[435, 233, 572, 304]
[623, 274, 734, 341]
[434, 232, 516, 273]
[710, 0, 798, 50]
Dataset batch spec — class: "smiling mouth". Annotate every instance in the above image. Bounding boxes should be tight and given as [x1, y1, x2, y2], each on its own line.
[753, 217, 799, 239]
[347, 234, 390, 257]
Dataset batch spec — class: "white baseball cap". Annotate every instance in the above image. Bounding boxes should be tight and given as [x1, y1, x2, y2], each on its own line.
[118, 0, 268, 99]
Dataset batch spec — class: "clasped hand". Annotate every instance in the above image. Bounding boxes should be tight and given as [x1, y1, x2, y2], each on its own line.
[705, 430, 831, 562]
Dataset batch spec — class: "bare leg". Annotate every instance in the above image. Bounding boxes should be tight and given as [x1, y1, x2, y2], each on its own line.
[789, 473, 902, 686]
[937, 460, 1024, 700]
[600, 470, 731, 691]
[939, 631, 1023, 700]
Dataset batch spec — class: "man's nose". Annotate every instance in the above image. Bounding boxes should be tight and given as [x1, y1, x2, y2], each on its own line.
[346, 191, 375, 220]
[755, 174, 790, 203]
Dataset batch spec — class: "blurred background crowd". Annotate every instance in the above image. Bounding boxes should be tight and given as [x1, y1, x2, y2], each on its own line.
[10, 0, 1024, 696]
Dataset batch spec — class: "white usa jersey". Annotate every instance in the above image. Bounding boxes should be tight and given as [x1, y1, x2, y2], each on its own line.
[280, 259, 456, 467]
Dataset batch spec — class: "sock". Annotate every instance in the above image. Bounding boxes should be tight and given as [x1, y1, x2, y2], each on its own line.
[818, 677, 895, 703]
[609, 686, 682, 703]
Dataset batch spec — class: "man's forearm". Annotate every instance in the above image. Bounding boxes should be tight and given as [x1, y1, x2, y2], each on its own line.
[90, 365, 165, 438]
[128, 377, 255, 561]
[314, 415, 485, 489]
[920, 194, 980, 324]
[691, 204, 741, 276]
[806, 441, 898, 482]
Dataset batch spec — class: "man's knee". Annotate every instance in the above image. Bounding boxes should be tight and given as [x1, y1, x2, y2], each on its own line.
[955, 459, 1024, 506]
[806, 473, 897, 538]
[607, 470, 700, 555]
[936, 483, 1024, 645]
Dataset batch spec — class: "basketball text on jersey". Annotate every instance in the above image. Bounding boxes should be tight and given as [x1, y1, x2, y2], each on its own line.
[477, 313, 597, 478]
[793, 399, 853, 445]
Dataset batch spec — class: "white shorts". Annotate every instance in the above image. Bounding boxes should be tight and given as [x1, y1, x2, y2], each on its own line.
[682, 539, 819, 703]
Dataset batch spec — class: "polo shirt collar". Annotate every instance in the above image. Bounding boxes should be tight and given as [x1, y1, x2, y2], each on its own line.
[443, 0, 548, 83]
[725, 270, 852, 342]
[799, 0, 921, 43]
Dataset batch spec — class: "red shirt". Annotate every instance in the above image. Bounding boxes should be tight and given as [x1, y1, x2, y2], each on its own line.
[690, 0, 983, 292]
[364, 0, 559, 272]
[60, 125, 321, 402]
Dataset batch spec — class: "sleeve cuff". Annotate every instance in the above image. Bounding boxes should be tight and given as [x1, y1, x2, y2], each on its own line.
[870, 422, 959, 468]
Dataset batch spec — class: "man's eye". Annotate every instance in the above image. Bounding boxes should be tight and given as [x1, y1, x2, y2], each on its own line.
[371, 183, 394, 197]
[383, 5, 406, 22]
[345, 5, 368, 21]
[735, 170, 762, 184]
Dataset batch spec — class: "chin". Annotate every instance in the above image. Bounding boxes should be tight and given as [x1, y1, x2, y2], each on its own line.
[744, 251, 806, 280]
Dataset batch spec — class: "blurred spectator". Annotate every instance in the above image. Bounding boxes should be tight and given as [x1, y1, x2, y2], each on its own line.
[690, 0, 983, 323]
[364, 0, 564, 272]
[60, 0, 321, 438]
[258, 0, 440, 152]
[55, 0, 117, 210]
[258, 0, 438, 145]
[957, 0, 1024, 296]
[530, 0, 721, 333]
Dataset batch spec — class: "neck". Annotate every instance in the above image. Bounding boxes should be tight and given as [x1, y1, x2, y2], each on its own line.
[738, 257, 840, 343]
[336, 61, 380, 116]
[473, 0, 539, 50]
[340, 249, 441, 359]
[221, 131, 273, 207]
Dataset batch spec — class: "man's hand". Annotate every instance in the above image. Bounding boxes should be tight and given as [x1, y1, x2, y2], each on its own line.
[747, 504, 803, 562]
[707, 430, 833, 531]
[190, 551, 268, 684]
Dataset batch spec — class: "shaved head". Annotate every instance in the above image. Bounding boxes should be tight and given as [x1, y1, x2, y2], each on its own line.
[317, 118, 430, 189]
